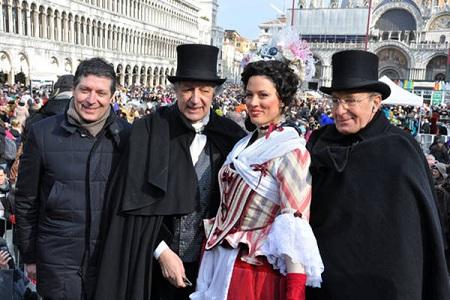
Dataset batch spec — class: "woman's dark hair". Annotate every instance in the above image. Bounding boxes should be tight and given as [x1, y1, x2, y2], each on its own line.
[241, 60, 299, 107]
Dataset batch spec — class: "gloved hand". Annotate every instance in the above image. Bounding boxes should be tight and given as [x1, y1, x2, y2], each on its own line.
[286, 273, 306, 300]
[8, 214, 15, 224]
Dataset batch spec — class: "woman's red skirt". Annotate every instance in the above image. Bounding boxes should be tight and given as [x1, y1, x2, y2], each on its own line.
[227, 254, 286, 300]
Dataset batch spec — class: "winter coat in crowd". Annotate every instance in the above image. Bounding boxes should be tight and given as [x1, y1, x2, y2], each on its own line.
[15, 110, 129, 300]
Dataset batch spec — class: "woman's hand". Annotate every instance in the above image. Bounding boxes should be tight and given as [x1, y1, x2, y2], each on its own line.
[0, 250, 11, 269]
[158, 247, 187, 288]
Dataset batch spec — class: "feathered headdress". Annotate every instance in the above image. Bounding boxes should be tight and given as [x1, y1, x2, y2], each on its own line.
[241, 27, 315, 82]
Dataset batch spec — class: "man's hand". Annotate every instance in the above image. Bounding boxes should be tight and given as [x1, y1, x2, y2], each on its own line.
[0, 250, 11, 269]
[25, 263, 37, 282]
[158, 248, 186, 288]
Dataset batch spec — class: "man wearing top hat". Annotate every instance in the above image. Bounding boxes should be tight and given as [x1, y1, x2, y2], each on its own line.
[94, 44, 245, 300]
[306, 50, 450, 299]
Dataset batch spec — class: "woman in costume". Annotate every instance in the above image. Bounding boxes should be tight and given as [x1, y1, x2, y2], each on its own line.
[190, 32, 323, 300]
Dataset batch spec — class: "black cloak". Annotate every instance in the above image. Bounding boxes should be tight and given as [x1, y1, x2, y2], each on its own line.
[94, 105, 245, 300]
[306, 112, 450, 300]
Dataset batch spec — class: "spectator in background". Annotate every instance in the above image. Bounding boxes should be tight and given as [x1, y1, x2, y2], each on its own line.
[0, 167, 13, 238]
[13, 98, 29, 128]
[430, 135, 450, 164]
[22, 74, 73, 145]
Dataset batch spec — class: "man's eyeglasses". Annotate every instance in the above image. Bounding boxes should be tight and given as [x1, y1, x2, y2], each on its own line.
[326, 95, 372, 108]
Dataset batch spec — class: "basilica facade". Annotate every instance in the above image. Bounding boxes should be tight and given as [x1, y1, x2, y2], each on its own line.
[295, 0, 450, 98]
[0, 0, 201, 86]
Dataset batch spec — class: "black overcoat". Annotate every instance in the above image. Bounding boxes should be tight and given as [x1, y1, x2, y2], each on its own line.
[94, 105, 245, 300]
[306, 112, 450, 300]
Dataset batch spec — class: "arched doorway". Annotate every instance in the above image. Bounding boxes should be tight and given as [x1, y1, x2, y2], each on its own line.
[426, 56, 447, 81]
[0, 52, 12, 84]
[377, 48, 409, 80]
[380, 68, 401, 80]
[124, 64, 131, 87]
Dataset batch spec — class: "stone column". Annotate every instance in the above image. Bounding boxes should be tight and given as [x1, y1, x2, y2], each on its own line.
[62, 15, 68, 42]
[119, 73, 124, 86]
[7, 1, 13, 33]
[55, 14, 61, 41]
[17, 3, 22, 35]
[135, 73, 141, 86]
[112, 29, 116, 50]
[33, 9, 38, 37]
[69, 17, 74, 44]
[48, 11, 54, 40]
[92, 23, 96, 48]
[26, 7, 31, 36]
[0, 1, 4, 32]
[41, 10, 47, 39]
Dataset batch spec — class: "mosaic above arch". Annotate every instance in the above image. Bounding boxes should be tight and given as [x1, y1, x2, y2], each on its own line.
[429, 14, 450, 31]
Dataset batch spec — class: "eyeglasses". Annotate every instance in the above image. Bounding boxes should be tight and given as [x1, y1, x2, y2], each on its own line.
[327, 95, 372, 108]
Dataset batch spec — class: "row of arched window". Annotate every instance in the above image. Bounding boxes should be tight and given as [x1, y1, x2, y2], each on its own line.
[78, 0, 198, 36]
[1, 1, 194, 58]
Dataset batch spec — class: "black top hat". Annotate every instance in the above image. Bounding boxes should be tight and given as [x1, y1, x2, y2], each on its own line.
[320, 50, 391, 99]
[168, 44, 226, 85]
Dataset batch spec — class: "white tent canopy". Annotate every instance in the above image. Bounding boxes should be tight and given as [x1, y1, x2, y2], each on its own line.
[380, 75, 423, 106]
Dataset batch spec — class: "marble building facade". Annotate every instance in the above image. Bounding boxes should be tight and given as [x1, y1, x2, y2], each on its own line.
[0, 0, 201, 86]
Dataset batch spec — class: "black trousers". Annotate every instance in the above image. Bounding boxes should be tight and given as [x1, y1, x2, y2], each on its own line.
[152, 261, 199, 300]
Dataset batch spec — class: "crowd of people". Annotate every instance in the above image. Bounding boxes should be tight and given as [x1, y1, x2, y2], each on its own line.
[0, 43, 448, 300]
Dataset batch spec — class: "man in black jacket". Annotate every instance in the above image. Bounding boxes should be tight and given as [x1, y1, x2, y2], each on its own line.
[95, 44, 246, 300]
[306, 50, 450, 299]
[15, 57, 130, 300]
[22, 74, 74, 144]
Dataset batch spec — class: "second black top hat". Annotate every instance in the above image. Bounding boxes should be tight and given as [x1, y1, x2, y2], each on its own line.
[320, 50, 390, 99]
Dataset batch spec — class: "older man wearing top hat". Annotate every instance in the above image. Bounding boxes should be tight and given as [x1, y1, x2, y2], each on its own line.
[305, 50, 450, 300]
[94, 44, 246, 300]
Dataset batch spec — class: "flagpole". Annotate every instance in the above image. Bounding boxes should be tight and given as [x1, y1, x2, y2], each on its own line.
[364, 0, 372, 51]
[446, 47, 450, 82]
[291, 0, 295, 26]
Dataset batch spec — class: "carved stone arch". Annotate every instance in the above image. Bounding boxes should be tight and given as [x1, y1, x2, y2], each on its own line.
[132, 65, 139, 85]
[375, 46, 410, 80]
[124, 64, 131, 86]
[426, 12, 450, 31]
[147, 66, 153, 86]
[371, 1, 422, 30]
[426, 54, 447, 81]
[116, 63, 123, 74]
[153, 66, 159, 86]
[0, 51, 12, 83]
[374, 41, 414, 66]
[379, 67, 401, 80]
[159, 67, 165, 85]
[17, 52, 30, 76]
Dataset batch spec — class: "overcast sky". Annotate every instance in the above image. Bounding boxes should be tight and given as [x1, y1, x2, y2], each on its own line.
[217, 0, 290, 40]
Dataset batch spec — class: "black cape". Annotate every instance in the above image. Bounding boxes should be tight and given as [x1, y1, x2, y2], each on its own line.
[94, 105, 245, 300]
[306, 112, 450, 300]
